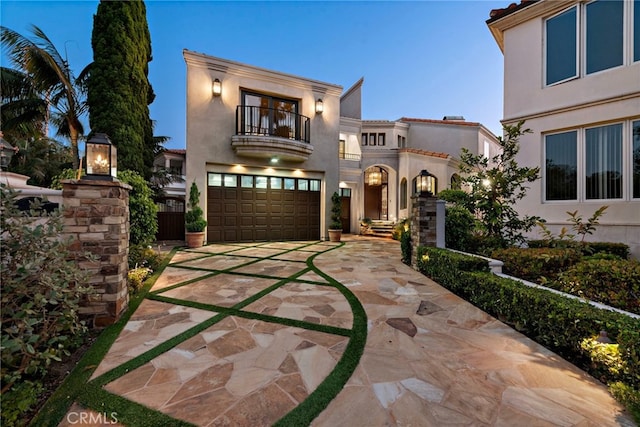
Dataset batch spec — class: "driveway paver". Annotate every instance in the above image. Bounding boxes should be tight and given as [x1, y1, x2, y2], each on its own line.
[60, 236, 635, 426]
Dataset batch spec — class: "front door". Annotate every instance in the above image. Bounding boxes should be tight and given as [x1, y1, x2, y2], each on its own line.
[364, 167, 388, 220]
[339, 188, 351, 233]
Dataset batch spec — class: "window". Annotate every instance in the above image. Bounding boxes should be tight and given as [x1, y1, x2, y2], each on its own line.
[241, 176, 253, 188]
[241, 91, 298, 137]
[310, 180, 320, 191]
[361, 133, 368, 146]
[339, 188, 351, 197]
[545, 1, 635, 86]
[369, 133, 377, 146]
[483, 140, 490, 159]
[586, 0, 623, 74]
[545, 131, 577, 200]
[298, 179, 308, 191]
[208, 173, 222, 186]
[546, 7, 577, 85]
[339, 139, 345, 158]
[284, 178, 295, 190]
[585, 124, 622, 199]
[400, 178, 407, 209]
[544, 121, 636, 201]
[270, 177, 282, 189]
[378, 133, 385, 146]
[255, 176, 268, 189]
[223, 175, 237, 187]
[634, 121, 640, 198]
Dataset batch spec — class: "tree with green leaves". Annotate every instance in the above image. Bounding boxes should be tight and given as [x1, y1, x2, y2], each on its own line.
[1, 25, 87, 169]
[459, 121, 541, 249]
[88, 0, 157, 178]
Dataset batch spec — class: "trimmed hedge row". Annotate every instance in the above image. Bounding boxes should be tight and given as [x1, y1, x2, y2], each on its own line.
[416, 246, 640, 418]
[528, 240, 630, 259]
[492, 247, 582, 282]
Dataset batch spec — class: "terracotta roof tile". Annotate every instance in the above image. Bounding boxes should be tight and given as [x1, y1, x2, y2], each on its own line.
[399, 117, 481, 127]
[165, 149, 186, 155]
[398, 148, 450, 159]
[488, 0, 538, 22]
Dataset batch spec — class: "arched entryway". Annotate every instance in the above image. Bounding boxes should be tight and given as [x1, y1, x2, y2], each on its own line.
[364, 166, 388, 220]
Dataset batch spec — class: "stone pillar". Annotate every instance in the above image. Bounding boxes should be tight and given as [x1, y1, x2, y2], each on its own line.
[61, 179, 131, 327]
[410, 195, 437, 269]
[436, 199, 446, 249]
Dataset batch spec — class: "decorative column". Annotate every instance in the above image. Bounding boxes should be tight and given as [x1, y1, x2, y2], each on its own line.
[410, 194, 437, 269]
[61, 179, 131, 327]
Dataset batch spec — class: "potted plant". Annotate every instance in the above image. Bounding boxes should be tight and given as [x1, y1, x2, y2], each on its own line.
[185, 181, 207, 248]
[328, 191, 342, 242]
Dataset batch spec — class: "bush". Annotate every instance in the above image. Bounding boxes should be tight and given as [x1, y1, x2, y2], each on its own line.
[492, 247, 582, 283]
[128, 244, 163, 271]
[416, 245, 640, 421]
[528, 239, 629, 259]
[128, 267, 152, 294]
[400, 227, 411, 265]
[1, 187, 93, 425]
[329, 191, 342, 230]
[445, 206, 476, 251]
[552, 259, 640, 314]
[185, 181, 207, 232]
[117, 170, 158, 246]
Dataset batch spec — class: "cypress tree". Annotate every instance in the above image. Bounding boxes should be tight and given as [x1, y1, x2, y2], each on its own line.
[88, 0, 155, 178]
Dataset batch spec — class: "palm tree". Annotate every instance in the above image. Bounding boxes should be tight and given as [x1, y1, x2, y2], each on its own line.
[1, 25, 87, 169]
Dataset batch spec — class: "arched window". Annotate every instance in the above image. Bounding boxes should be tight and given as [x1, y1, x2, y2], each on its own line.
[451, 173, 462, 190]
[400, 178, 407, 209]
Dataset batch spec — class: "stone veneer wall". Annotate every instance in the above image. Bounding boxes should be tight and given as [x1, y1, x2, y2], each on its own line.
[61, 179, 131, 327]
[410, 195, 437, 269]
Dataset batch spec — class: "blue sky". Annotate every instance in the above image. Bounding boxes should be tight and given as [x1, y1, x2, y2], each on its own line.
[1, 0, 507, 149]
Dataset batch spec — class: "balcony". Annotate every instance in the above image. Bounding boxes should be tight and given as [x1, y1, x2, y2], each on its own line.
[232, 105, 313, 162]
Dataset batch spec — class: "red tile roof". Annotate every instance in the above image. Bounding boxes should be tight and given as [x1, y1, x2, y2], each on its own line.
[488, 0, 539, 22]
[164, 149, 186, 155]
[399, 117, 481, 127]
[398, 148, 450, 159]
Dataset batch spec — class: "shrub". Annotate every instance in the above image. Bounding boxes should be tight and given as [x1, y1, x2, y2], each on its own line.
[392, 218, 409, 240]
[185, 181, 207, 232]
[127, 267, 152, 294]
[128, 244, 163, 271]
[50, 168, 83, 189]
[415, 245, 640, 420]
[445, 205, 476, 251]
[117, 170, 158, 246]
[528, 239, 629, 259]
[329, 191, 342, 230]
[492, 247, 582, 283]
[400, 226, 411, 265]
[1, 187, 93, 425]
[552, 259, 640, 314]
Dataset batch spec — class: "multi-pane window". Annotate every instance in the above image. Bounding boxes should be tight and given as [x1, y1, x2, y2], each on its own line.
[369, 133, 377, 146]
[544, 121, 637, 201]
[209, 173, 320, 192]
[545, 0, 636, 86]
[400, 178, 407, 209]
[241, 91, 298, 137]
[361, 133, 368, 146]
[378, 133, 385, 146]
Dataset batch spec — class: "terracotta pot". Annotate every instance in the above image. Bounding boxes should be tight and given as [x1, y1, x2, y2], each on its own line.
[328, 229, 342, 242]
[185, 231, 205, 248]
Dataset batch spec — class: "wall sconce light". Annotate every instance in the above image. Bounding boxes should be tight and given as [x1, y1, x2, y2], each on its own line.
[315, 98, 323, 114]
[212, 78, 222, 97]
[413, 169, 437, 196]
[85, 133, 117, 181]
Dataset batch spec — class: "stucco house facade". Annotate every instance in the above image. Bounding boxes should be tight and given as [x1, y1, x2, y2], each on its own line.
[487, 0, 640, 257]
[184, 49, 500, 243]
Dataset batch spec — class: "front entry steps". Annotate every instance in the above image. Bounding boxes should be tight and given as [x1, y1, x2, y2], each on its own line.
[361, 220, 395, 238]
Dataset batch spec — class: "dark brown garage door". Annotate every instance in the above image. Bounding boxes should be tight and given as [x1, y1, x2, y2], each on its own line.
[207, 173, 321, 243]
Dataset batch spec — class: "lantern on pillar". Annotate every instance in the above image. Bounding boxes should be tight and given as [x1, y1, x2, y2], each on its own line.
[413, 169, 437, 196]
[85, 133, 117, 180]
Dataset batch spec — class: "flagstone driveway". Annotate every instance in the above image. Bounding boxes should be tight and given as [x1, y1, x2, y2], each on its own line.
[60, 236, 634, 426]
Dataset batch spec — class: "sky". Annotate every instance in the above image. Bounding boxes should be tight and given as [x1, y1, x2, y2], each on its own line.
[1, 0, 508, 150]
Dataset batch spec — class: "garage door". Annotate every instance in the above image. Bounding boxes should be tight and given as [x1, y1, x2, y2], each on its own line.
[207, 173, 321, 243]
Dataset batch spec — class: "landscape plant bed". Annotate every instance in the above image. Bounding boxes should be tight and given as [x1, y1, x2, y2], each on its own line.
[416, 246, 640, 422]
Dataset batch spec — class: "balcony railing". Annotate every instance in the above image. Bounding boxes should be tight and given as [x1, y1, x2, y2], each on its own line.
[236, 105, 310, 143]
[339, 152, 361, 161]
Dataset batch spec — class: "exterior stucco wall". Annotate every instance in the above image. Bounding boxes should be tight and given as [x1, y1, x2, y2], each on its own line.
[490, 0, 640, 258]
[405, 122, 486, 157]
[184, 50, 342, 240]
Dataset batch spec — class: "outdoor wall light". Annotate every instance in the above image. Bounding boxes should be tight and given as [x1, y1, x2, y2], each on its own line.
[85, 133, 117, 180]
[413, 169, 437, 196]
[315, 98, 323, 114]
[212, 78, 222, 97]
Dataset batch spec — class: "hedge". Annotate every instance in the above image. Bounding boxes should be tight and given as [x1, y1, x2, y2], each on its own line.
[528, 240, 630, 259]
[491, 247, 582, 283]
[416, 246, 640, 420]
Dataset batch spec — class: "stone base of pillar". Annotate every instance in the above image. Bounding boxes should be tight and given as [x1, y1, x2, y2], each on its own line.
[410, 195, 438, 270]
[62, 179, 131, 327]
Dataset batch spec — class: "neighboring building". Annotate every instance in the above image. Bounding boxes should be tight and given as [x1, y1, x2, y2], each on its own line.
[184, 49, 500, 243]
[487, 0, 640, 257]
[153, 149, 186, 241]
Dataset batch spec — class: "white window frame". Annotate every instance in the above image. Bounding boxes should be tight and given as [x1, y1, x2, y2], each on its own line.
[543, 119, 640, 203]
[544, 1, 637, 88]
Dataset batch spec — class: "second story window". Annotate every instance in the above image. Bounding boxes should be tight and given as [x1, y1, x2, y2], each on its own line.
[378, 133, 385, 146]
[545, 0, 636, 87]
